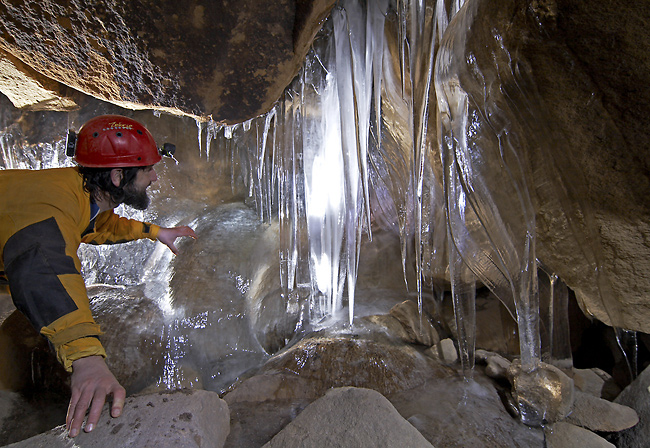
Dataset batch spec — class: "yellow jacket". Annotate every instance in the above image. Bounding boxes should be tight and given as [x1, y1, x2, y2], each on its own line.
[0, 167, 160, 371]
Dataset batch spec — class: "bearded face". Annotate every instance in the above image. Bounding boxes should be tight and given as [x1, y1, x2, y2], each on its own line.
[122, 181, 150, 210]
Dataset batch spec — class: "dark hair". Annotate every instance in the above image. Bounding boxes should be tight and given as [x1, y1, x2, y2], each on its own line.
[78, 166, 142, 204]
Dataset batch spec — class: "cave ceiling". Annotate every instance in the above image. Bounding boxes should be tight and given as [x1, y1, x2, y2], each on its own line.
[0, 0, 336, 123]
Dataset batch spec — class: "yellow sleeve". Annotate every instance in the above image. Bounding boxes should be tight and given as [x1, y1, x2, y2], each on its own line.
[3, 217, 106, 372]
[81, 210, 160, 244]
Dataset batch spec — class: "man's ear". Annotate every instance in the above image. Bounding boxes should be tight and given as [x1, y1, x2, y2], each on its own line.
[110, 168, 123, 188]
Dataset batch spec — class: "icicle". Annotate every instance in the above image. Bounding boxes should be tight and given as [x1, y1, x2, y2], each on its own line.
[370, 0, 387, 156]
[411, 0, 439, 321]
[449, 229, 476, 377]
[538, 264, 572, 370]
[616, 328, 639, 381]
[253, 110, 276, 222]
[436, 0, 542, 373]
[301, 17, 347, 320]
[196, 119, 204, 158]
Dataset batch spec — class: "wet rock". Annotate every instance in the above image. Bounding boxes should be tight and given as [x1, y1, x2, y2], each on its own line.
[4, 389, 230, 448]
[506, 360, 574, 426]
[88, 285, 166, 394]
[362, 299, 440, 348]
[363, 314, 413, 343]
[163, 203, 273, 393]
[262, 387, 434, 448]
[389, 374, 545, 448]
[612, 364, 650, 448]
[225, 334, 451, 402]
[545, 422, 615, 448]
[223, 333, 453, 446]
[388, 300, 440, 347]
[245, 221, 301, 355]
[476, 349, 512, 380]
[251, 333, 453, 397]
[426, 338, 459, 364]
[224, 372, 318, 404]
[565, 390, 638, 432]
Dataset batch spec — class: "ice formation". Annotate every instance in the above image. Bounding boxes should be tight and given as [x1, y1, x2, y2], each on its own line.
[195, 0, 628, 422]
[0, 0, 640, 426]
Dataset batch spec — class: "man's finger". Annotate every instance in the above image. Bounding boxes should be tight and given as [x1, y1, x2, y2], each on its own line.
[69, 393, 93, 437]
[111, 386, 126, 418]
[84, 390, 108, 433]
[66, 390, 81, 430]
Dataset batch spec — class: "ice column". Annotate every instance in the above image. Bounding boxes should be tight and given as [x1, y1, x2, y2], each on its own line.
[435, 0, 540, 372]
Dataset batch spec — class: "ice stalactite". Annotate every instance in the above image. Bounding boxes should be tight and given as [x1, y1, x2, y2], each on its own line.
[538, 265, 572, 370]
[206, 0, 390, 325]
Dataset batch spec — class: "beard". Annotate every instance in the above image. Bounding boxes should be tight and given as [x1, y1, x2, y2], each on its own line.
[122, 183, 150, 210]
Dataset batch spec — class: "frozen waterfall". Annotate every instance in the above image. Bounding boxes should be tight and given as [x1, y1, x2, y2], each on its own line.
[0, 0, 637, 427]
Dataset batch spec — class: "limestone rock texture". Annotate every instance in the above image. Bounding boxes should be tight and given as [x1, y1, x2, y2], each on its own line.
[3, 389, 230, 448]
[261, 387, 434, 448]
[0, 0, 336, 122]
[510, 0, 650, 331]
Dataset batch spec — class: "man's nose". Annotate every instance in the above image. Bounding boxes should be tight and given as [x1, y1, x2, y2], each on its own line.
[150, 168, 158, 182]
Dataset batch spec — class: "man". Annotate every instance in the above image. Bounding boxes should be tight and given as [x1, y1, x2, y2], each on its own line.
[0, 114, 197, 437]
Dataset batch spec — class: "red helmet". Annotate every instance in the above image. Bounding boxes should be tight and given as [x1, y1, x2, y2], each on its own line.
[72, 115, 162, 168]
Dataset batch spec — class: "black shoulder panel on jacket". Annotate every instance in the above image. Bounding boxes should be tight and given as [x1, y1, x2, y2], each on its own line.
[3, 217, 79, 330]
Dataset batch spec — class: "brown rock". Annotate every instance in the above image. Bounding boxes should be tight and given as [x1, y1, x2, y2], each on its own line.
[4, 389, 230, 448]
[0, 0, 336, 122]
[389, 300, 440, 347]
[565, 390, 638, 433]
[231, 334, 453, 399]
[262, 387, 434, 448]
[545, 422, 615, 448]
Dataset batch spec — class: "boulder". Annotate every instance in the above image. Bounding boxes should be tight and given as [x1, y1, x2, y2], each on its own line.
[613, 364, 650, 448]
[4, 389, 230, 448]
[545, 422, 615, 448]
[262, 387, 434, 448]
[388, 374, 545, 448]
[250, 333, 453, 397]
[475, 349, 512, 380]
[564, 390, 638, 433]
[572, 368, 610, 398]
[388, 300, 440, 347]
